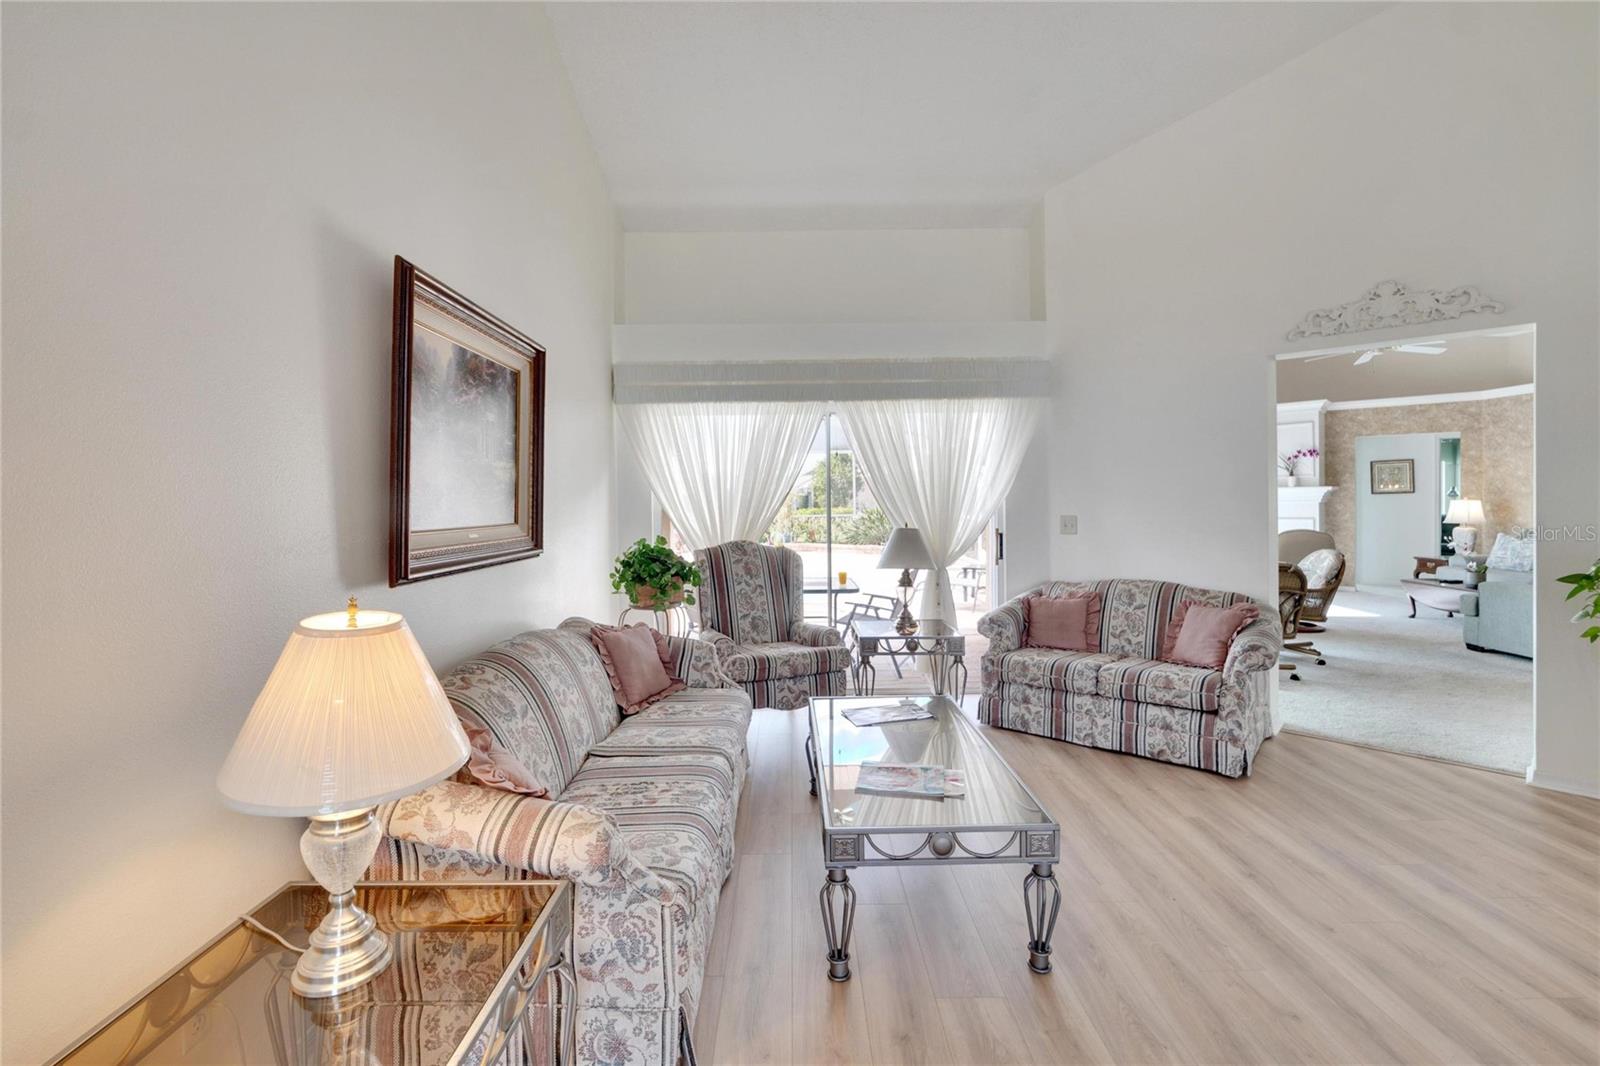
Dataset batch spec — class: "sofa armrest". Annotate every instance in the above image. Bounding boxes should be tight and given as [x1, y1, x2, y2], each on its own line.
[697, 626, 734, 647]
[1223, 614, 1282, 681]
[662, 632, 734, 688]
[1460, 591, 1481, 617]
[378, 780, 672, 902]
[979, 595, 1030, 656]
[792, 621, 844, 648]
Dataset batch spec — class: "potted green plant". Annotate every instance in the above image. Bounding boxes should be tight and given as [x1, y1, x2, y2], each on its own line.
[1557, 557, 1600, 643]
[610, 536, 702, 609]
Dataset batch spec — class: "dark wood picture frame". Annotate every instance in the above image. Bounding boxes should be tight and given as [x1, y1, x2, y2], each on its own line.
[390, 256, 545, 586]
[1370, 458, 1415, 495]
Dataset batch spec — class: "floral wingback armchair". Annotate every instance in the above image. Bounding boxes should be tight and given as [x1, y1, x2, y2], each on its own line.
[693, 540, 850, 709]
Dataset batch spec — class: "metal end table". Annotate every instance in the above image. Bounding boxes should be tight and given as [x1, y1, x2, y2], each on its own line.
[847, 617, 969, 701]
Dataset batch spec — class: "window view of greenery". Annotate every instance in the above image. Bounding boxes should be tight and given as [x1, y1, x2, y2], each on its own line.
[768, 451, 891, 546]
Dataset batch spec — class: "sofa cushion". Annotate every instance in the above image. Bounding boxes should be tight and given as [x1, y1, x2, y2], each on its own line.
[443, 627, 622, 798]
[994, 648, 1119, 695]
[561, 759, 734, 904]
[695, 540, 803, 645]
[1097, 658, 1223, 713]
[1025, 591, 1102, 652]
[721, 641, 852, 682]
[586, 689, 753, 787]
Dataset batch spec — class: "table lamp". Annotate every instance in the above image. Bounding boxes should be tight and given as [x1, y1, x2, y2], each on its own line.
[218, 598, 469, 998]
[1445, 498, 1486, 555]
[878, 526, 934, 635]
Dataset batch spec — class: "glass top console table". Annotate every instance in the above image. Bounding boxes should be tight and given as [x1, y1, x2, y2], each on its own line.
[50, 880, 574, 1066]
[804, 694, 1061, 982]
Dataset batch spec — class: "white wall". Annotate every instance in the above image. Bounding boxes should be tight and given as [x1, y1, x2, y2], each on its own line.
[1, 4, 616, 1059]
[615, 228, 1052, 597]
[624, 228, 1032, 324]
[1042, 3, 1599, 793]
[1354, 434, 1445, 587]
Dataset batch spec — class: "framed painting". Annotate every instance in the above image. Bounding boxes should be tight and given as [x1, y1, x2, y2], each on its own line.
[1370, 458, 1415, 495]
[390, 257, 544, 585]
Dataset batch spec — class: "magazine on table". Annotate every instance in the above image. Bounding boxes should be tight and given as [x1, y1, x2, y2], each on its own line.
[841, 700, 935, 728]
[856, 762, 967, 799]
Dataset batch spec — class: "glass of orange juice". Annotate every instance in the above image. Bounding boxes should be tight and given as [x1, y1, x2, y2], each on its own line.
[837, 570, 849, 585]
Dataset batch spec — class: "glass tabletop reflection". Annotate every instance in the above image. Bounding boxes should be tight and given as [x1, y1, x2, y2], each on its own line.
[809, 695, 1052, 832]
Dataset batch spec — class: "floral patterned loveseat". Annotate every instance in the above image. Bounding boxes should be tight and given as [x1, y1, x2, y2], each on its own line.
[978, 579, 1280, 777]
[367, 618, 749, 1066]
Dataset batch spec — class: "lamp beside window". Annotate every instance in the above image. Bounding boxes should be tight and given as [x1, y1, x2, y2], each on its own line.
[877, 526, 935, 635]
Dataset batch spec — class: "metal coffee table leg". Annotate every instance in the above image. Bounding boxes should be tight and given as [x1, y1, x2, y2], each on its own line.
[1023, 863, 1061, 974]
[819, 868, 857, 981]
[804, 731, 817, 797]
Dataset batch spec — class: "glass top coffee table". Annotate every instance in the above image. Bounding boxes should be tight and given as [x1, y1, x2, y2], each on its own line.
[804, 694, 1061, 982]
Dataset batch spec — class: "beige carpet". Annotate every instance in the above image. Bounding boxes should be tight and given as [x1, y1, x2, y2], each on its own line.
[1279, 587, 1532, 773]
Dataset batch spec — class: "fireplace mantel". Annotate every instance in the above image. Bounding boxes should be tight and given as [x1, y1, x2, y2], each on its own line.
[1278, 484, 1337, 532]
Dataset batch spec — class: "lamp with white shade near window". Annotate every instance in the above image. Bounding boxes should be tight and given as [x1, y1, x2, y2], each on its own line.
[217, 598, 469, 998]
[1446, 497, 1487, 556]
[878, 526, 934, 635]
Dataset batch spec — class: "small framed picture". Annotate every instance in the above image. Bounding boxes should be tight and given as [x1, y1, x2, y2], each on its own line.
[1370, 458, 1415, 495]
[390, 257, 544, 585]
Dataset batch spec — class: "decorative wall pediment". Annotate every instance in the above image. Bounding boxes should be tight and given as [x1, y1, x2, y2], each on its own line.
[1287, 280, 1505, 341]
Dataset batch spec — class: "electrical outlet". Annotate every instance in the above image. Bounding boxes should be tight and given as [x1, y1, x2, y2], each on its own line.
[1059, 514, 1078, 535]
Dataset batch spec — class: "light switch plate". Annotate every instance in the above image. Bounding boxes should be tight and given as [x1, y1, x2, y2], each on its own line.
[1059, 514, 1078, 535]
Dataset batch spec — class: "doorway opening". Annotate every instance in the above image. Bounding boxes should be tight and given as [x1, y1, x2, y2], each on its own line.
[1273, 324, 1535, 773]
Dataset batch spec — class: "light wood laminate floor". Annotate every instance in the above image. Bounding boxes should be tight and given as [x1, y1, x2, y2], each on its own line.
[694, 706, 1600, 1064]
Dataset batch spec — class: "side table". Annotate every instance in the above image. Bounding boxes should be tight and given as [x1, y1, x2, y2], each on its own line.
[1413, 555, 1449, 578]
[50, 880, 575, 1066]
[848, 617, 968, 700]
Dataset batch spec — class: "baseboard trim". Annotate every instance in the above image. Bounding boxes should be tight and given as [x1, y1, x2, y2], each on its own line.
[1525, 766, 1600, 799]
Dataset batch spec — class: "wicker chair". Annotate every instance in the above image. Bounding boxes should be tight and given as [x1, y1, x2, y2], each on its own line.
[1294, 548, 1346, 632]
[1277, 563, 1325, 680]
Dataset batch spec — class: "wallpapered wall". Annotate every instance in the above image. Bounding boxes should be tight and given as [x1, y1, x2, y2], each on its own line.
[1323, 394, 1533, 583]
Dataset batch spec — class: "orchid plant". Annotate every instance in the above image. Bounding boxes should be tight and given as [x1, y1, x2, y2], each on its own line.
[1279, 447, 1319, 477]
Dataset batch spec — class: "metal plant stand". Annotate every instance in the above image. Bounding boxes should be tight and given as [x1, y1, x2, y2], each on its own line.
[806, 694, 1061, 981]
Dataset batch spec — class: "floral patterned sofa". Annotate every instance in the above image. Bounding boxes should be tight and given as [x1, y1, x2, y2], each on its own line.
[366, 618, 750, 1066]
[978, 579, 1280, 777]
[694, 539, 851, 710]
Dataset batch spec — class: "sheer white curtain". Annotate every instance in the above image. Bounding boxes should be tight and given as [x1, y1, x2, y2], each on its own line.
[839, 397, 1043, 629]
[618, 401, 826, 549]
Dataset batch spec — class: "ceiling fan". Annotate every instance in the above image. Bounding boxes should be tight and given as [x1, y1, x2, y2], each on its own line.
[1306, 342, 1447, 366]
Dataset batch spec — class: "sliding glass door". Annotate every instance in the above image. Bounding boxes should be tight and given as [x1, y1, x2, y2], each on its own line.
[660, 409, 999, 633]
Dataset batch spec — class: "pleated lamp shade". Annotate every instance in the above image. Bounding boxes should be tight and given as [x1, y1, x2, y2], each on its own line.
[877, 526, 934, 570]
[218, 607, 470, 817]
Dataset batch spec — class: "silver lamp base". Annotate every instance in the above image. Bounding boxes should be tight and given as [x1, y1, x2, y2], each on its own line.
[894, 568, 918, 635]
[294, 808, 392, 998]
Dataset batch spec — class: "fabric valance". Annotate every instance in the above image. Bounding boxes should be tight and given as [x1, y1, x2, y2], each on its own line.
[612, 357, 1054, 404]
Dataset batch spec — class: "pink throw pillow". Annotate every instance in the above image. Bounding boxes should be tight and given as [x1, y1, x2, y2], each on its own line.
[459, 720, 549, 796]
[1025, 591, 1102, 652]
[588, 623, 685, 714]
[1161, 601, 1260, 669]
